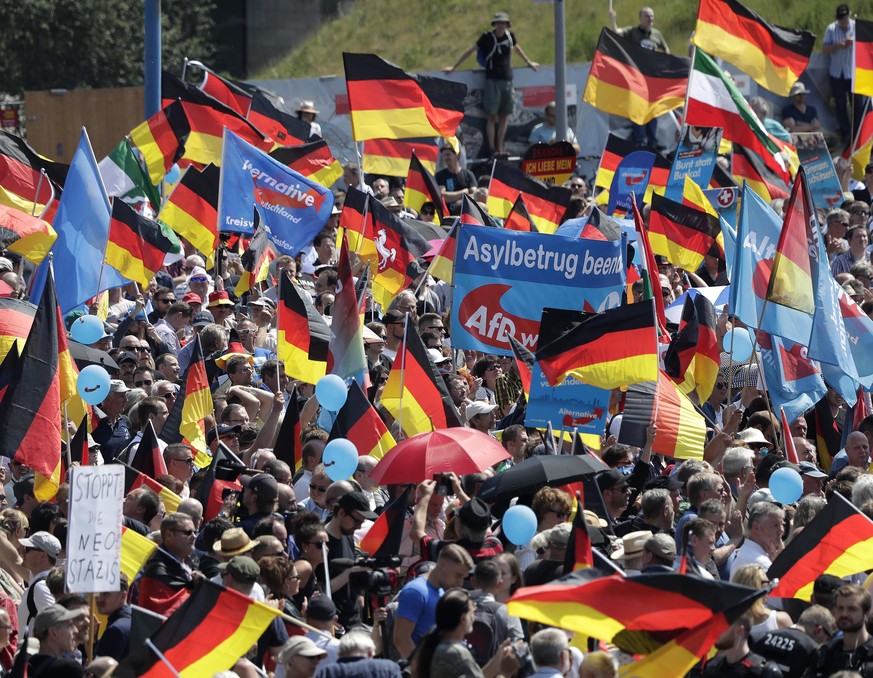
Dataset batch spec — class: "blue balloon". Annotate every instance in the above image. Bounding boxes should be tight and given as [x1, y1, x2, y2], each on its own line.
[77, 365, 111, 405]
[165, 163, 181, 184]
[323, 439, 359, 482]
[502, 505, 538, 546]
[316, 375, 348, 412]
[769, 467, 803, 505]
[70, 315, 105, 345]
[722, 327, 753, 363]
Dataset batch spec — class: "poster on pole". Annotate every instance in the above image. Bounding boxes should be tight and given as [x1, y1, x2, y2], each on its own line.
[66, 465, 124, 593]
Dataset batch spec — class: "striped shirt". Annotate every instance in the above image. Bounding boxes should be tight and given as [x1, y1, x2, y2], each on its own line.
[824, 19, 855, 79]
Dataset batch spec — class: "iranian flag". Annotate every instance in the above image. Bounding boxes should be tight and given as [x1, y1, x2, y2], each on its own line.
[685, 50, 790, 182]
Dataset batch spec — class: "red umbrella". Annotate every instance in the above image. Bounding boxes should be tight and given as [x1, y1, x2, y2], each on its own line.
[369, 428, 511, 484]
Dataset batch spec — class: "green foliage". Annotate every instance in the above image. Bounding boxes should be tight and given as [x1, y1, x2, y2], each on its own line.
[0, 0, 215, 94]
[255, 0, 873, 78]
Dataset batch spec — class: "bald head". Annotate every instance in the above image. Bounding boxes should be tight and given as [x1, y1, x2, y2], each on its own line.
[846, 431, 871, 468]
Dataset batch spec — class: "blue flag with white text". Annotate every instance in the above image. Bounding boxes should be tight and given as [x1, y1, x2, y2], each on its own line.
[218, 130, 334, 254]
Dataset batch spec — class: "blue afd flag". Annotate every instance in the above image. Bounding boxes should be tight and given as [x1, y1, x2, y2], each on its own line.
[812, 273, 859, 405]
[729, 184, 781, 331]
[607, 150, 655, 215]
[758, 331, 827, 424]
[50, 129, 129, 314]
[218, 130, 333, 254]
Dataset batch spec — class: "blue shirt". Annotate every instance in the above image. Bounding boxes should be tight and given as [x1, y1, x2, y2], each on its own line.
[396, 575, 443, 644]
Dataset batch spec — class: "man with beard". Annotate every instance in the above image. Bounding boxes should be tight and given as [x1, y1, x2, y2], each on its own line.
[808, 584, 873, 676]
[698, 612, 782, 676]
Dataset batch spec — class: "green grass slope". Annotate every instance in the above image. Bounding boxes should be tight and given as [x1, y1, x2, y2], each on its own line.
[254, 0, 873, 79]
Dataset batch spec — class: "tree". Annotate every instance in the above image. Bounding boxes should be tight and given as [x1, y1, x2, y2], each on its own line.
[0, 0, 215, 94]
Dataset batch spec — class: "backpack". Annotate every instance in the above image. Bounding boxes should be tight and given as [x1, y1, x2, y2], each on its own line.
[476, 30, 514, 69]
[464, 598, 500, 667]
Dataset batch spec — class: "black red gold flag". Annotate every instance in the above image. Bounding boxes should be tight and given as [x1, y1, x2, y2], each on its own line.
[329, 380, 395, 460]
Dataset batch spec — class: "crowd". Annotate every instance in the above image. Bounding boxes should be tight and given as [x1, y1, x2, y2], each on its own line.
[5, 4, 873, 678]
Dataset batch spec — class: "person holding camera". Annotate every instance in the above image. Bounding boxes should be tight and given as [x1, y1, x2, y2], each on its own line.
[393, 544, 474, 661]
[410, 587, 519, 678]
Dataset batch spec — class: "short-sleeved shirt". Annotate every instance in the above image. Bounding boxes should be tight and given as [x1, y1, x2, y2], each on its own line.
[622, 25, 668, 52]
[781, 103, 819, 126]
[91, 415, 133, 463]
[824, 19, 855, 79]
[435, 168, 476, 195]
[477, 30, 517, 80]
[395, 575, 443, 644]
[430, 640, 486, 677]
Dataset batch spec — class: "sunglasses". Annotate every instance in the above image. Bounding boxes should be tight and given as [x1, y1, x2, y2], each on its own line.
[190, 276, 208, 283]
[548, 509, 570, 519]
[161, 392, 177, 400]
[134, 380, 153, 387]
[486, 365, 500, 371]
[715, 382, 727, 389]
[306, 540, 327, 547]
[132, 346, 151, 353]
[171, 528, 196, 536]
[310, 483, 329, 493]
[157, 298, 176, 304]
[171, 457, 195, 466]
[220, 433, 240, 441]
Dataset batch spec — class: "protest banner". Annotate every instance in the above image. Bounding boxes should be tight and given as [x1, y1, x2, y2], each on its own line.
[452, 224, 626, 355]
[522, 142, 577, 185]
[525, 307, 611, 433]
[704, 187, 739, 231]
[664, 125, 723, 202]
[67, 465, 124, 593]
[218, 129, 334, 253]
[607, 150, 656, 215]
[791, 132, 843, 210]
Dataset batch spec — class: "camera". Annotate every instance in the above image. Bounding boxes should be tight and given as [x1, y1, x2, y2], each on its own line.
[349, 556, 401, 599]
[433, 473, 453, 496]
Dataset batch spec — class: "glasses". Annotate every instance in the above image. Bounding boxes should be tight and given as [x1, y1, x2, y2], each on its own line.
[170, 528, 196, 536]
[486, 365, 500, 371]
[190, 276, 208, 283]
[852, 210, 870, 216]
[220, 433, 240, 441]
[715, 382, 727, 389]
[132, 346, 151, 353]
[548, 509, 570, 519]
[306, 540, 327, 547]
[23, 547, 39, 554]
[161, 392, 177, 401]
[310, 483, 329, 493]
[157, 298, 176, 304]
[134, 380, 154, 387]
[377, 377, 388, 384]
[171, 457, 195, 466]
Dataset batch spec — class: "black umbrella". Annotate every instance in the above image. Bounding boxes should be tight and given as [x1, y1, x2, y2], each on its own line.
[479, 454, 608, 502]
[67, 341, 118, 370]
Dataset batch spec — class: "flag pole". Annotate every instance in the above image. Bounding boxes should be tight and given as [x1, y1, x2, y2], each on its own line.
[396, 314, 409, 437]
[31, 169, 46, 217]
[63, 403, 72, 469]
[145, 638, 183, 678]
[322, 541, 331, 599]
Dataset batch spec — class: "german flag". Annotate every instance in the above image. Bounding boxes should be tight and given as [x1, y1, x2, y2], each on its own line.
[270, 139, 343, 188]
[328, 234, 368, 383]
[159, 335, 213, 468]
[120, 525, 158, 582]
[508, 333, 535, 397]
[339, 186, 371, 256]
[366, 195, 431, 307]
[196, 442, 245, 522]
[732, 144, 789, 202]
[329, 380, 395, 460]
[363, 137, 440, 176]
[247, 91, 313, 147]
[507, 573, 762, 654]
[105, 200, 176, 287]
[120, 461, 182, 514]
[855, 20, 873, 97]
[844, 103, 873, 180]
[127, 420, 168, 479]
[770, 494, 873, 600]
[187, 60, 253, 117]
[693, 0, 814, 96]
[429, 221, 458, 284]
[619, 370, 707, 459]
[360, 486, 410, 558]
[0, 203, 56, 264]
[277, 275, 329, 385]
[780, 407, 800, 464]
[158, 164, 219, 258]
[0, 130, 68, 208]
[381, 318, 464, 437]
[129, 101, 189, 184]
[583, 29, 689, 125]
[115, 580, 281, 677]
[461, 194, 498, 227]
[343, 52, 467, 140]
[0, 266, 62, 499]
[234, 228, 276, 297]
[664, 293, 720, 401]
[0, 345, 19, 402]
[274, 386, 302, 471]
[595, 133, 671, 202]
[767, 167, 815, 319]
[622, 593, 766, 677]
[564, 491, 593, 572]
[504, 194, 539, 233]
[536, 301, 659, 390]
[59, 413, 89, 483]
[405, 150, 447, 220]
[162, 71, 270, 167]
[648, 193, 718, 272]
[487, 162, 571, 234]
